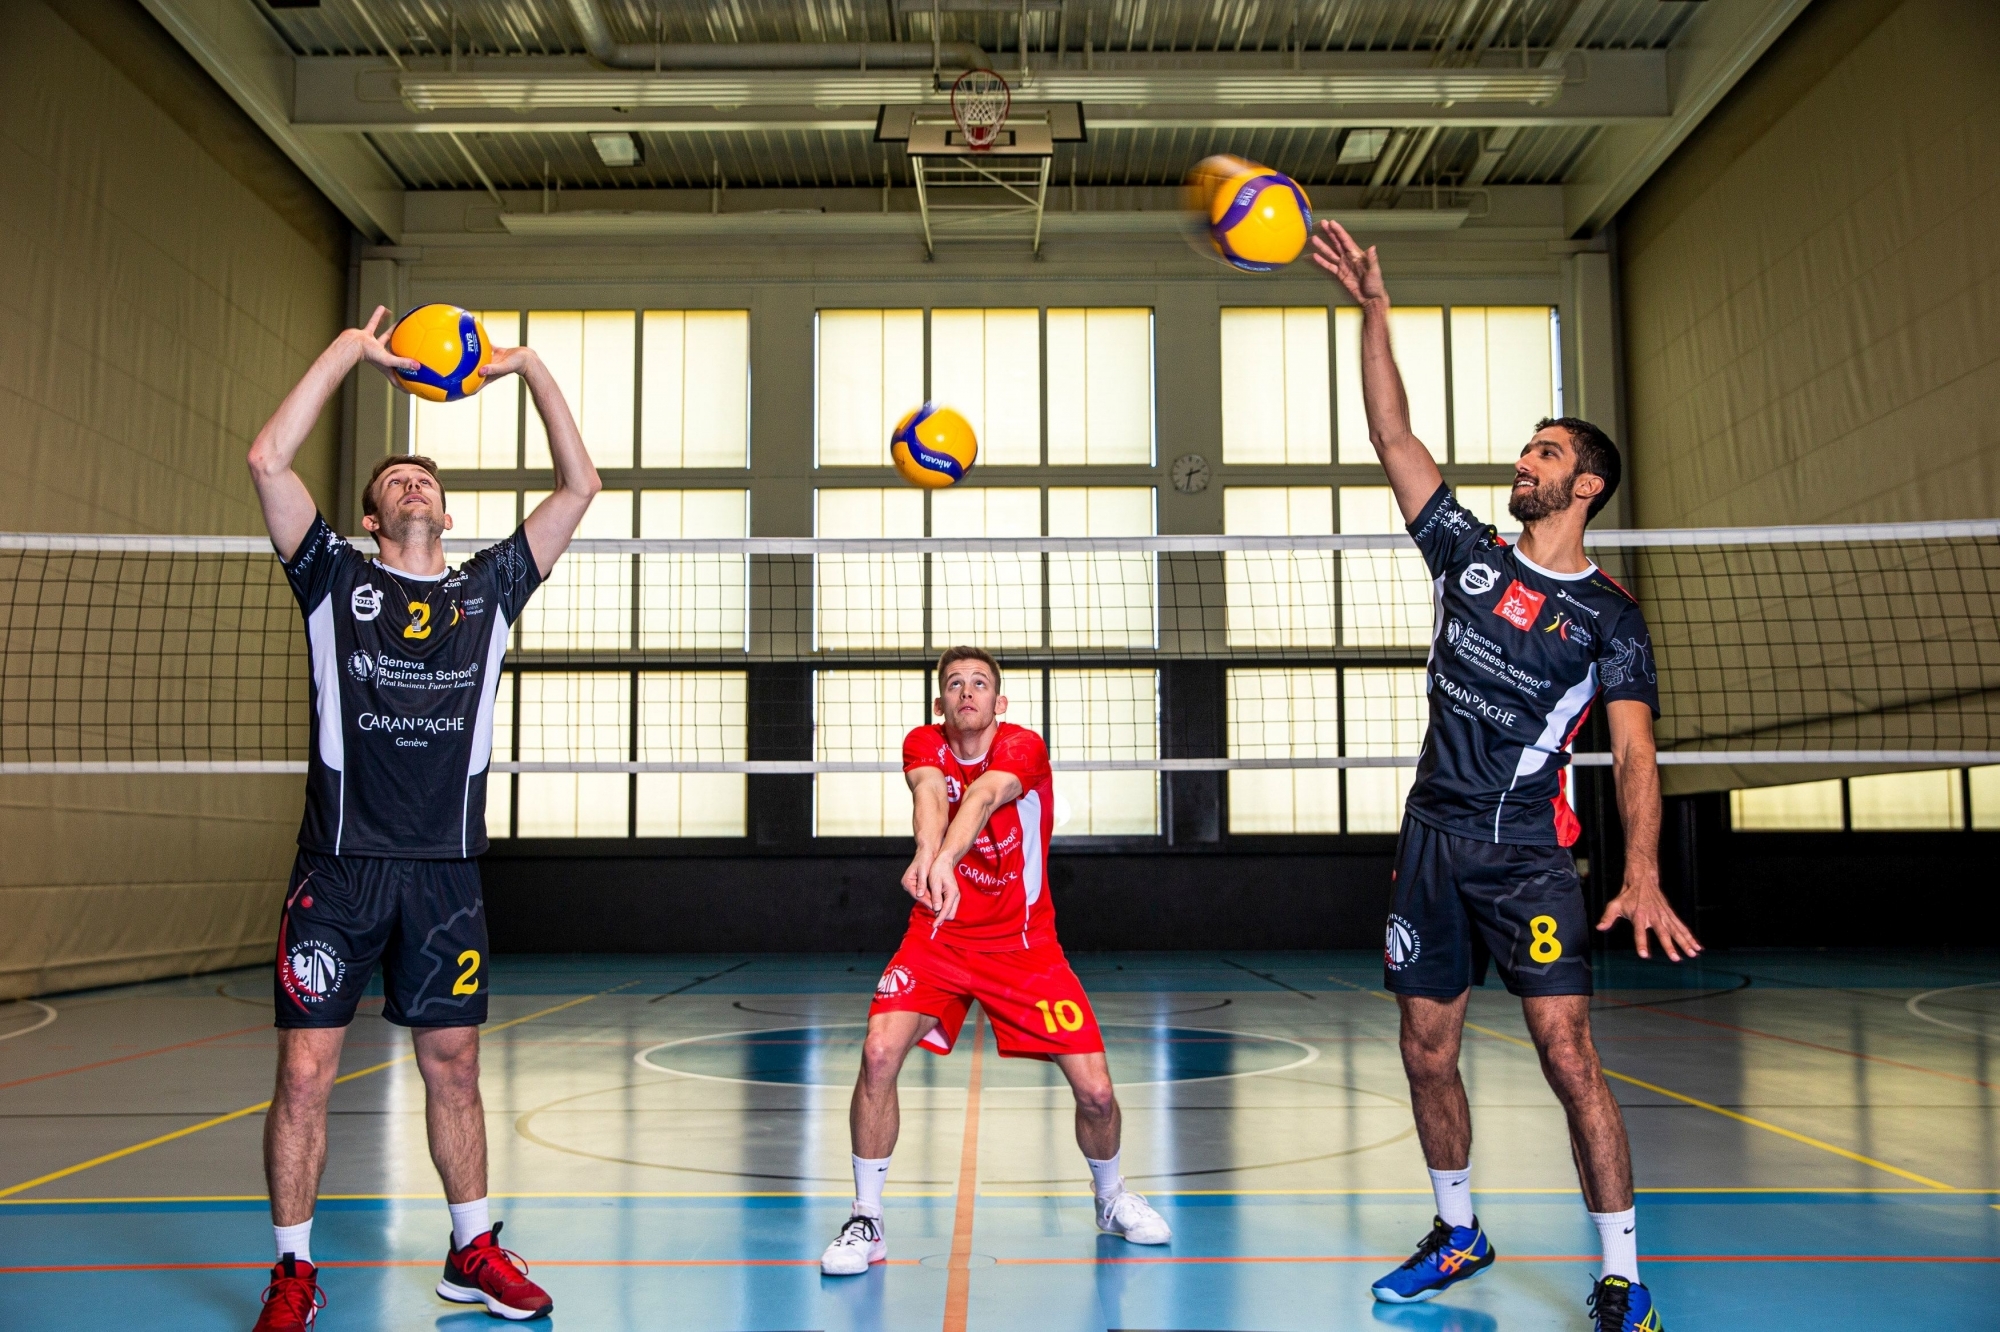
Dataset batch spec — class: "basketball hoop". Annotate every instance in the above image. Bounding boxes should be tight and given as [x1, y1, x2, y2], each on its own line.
[950, 70, 1011, 151]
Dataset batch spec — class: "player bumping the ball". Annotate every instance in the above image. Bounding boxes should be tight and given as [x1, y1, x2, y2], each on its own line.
[243, 304, 601, 1329]
[1313, 220, 1698, 1332]
[820, 646, 1171, 1275]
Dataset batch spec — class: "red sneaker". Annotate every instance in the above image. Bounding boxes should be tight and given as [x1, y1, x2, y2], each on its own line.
[435, 1221, 553, 1320]
[252, 1255, 323, 1330]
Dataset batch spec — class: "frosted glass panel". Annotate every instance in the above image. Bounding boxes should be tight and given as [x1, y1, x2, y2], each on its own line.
[1849, 770, 1962, 830]
[818, 309, 924, 467]
[930, 309, 1042, 466]
[1046, 308, 1153, 465]
[1344, 668, 1425, 832]
[636, 672, 747, 836]
[1049, 486, 1156, 649]
[1049, 669, 1157, 835]
[449, 491, 519, 541]
[639, 489, 749, 650]
[1227, 668, 1341, 833]
[1731, 780, 1845, 831]
[932, 487, 1042, 647]
[641, 310, 749, 467]
[816, 488, 925, 649]
[525, 311, 635, 469]
[517, 672, 630, 837]
[1340, 486, 1432, 647]
[1221, 307, 1331, 465]
[1335, 306, 1447, 465]
[519, 490, 632, 650]
[411, 310, 520, 468]
[1452, 306, 1556, 464]
[816, 669, 927, 836]
[1453, 484, 1523, 535]
[1224, 487, 1335, 648]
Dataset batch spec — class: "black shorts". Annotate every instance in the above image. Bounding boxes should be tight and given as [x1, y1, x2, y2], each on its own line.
[274, 850, 490, 1029]
[1383, 815, 1592, 999]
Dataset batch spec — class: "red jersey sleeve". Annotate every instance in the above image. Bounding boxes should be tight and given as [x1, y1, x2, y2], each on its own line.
[902, 725, 947, 775]
[985, 725, 1051, 787]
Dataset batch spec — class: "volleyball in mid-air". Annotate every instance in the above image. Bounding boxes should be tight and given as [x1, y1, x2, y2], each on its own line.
[890, 403, 978, 488]
[387, 303, 492, 402]
[1184, 156, 1313, 273]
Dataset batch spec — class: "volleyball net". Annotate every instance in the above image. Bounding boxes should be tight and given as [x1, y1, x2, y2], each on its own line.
[5, 525, 2000, 788]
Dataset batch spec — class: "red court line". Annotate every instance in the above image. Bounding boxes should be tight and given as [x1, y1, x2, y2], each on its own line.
[992, 1254, 2000, 1266]
[0, 1025, 269, 1093]
[1634, 1006, 1999, 1090]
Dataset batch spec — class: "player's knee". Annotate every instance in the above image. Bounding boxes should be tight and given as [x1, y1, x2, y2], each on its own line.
[1398, 1031, 1459, 1085]
[1536, 1034, 1599, 1095]
[859, 1032, 909, 1086]
[274, 1046, 339, 1105]
[1072, 1077, 1117, 1121]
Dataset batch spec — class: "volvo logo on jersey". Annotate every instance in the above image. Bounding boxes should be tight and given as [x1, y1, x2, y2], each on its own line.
[1459, 563, 1500, 595]
[350, 584, 383, 621]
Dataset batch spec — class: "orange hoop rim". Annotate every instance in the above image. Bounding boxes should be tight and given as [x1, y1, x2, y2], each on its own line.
[950, 70, 1011, 150]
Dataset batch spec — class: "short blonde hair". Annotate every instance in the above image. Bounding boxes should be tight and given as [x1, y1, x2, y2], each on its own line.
[935, 645, 1001, 697]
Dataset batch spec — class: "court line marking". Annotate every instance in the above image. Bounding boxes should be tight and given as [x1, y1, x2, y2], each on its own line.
[943, 1009, 985, 1332]
[0, 1024, 268, 1093]
[1631, 1005, 1999, 1090]
[0, 984, 639, 1201]
[0, 1258, 926, 1273]
[1905, 981, 2000, 1039]
[0, 1001, 57, 1042]
[1323, 978, 1956, 1191]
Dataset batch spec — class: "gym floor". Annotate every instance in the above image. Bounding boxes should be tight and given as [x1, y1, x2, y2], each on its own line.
[1, 951, 1995, 1330]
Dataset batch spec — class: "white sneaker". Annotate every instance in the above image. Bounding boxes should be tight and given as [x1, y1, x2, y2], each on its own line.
[820, 1212, 887, 1275]
[1096, 1187, 1172, 1245]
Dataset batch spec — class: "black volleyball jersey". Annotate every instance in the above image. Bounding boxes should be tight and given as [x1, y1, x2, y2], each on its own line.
[279, 514, 542, 859]
[1403, 484, 1659, 847]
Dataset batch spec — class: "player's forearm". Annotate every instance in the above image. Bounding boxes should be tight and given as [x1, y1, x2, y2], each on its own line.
[911, 786, 950, 854]
[935, 791, 997, 867]
[1611, 751, 1662, 881]
[1357, 297, 1417, 455]
[249, 337, 363, 479]
[524, 358, 601, 500]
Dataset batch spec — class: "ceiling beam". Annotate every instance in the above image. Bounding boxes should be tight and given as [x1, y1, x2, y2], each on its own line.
[292, 51, 1667, 134]
[1561, 0, 1815, 237]
[138, 0, 405, 241]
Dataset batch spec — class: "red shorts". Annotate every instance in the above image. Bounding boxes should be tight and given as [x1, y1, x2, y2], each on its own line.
[868, 928, 1104, 1060]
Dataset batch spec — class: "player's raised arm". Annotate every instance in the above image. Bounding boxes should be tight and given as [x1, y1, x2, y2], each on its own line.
[923, 769, 1024, 923]
[903, 767, 951, 912]
[247, 307, 419, 560]
[1596, 698, 1701, 962]
[1310, 220, 1444, 524]
[503, 349, 602, 577]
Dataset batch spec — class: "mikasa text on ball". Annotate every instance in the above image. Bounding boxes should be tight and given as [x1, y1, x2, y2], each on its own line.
[1206, 166, 1312, 273]
[387, 304, 492, 402]
[890, 403, 978, 488]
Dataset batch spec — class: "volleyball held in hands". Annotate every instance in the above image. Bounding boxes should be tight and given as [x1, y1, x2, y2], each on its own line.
[890, 403, 978, 488]
[1183, 155, 1313, 273]
[386, 303, 492, 402]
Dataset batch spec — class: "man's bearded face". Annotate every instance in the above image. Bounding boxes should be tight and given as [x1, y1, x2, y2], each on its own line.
[1507, 466, 1578, 524]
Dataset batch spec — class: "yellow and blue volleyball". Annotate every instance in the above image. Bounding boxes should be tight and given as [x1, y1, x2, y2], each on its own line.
[387, 303, 491, 402]
[890, 403, 978, 489]
[1205, 165, 1312, 273]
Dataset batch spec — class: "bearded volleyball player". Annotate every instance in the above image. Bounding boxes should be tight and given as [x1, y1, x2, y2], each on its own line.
[243, 307, 600, 1328]
[1312, 222, 1700, 1331]
[819, 647, 1172, 1274]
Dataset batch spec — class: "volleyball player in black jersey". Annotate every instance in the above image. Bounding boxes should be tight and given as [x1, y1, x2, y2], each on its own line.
[243, 308, 601, 1329]
[1314, 223, 1699, 1332]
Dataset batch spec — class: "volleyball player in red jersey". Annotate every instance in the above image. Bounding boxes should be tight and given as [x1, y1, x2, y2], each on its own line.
[819, 646, 1171, 1274]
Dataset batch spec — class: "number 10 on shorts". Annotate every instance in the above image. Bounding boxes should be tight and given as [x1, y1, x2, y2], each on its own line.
[1035, 998, 1085, 1033]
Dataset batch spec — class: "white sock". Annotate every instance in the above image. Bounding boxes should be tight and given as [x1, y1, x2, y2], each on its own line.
[273, 1219, 313, 1265]
[1085, 1153, 1123, 1203]
[1428, 1166, 1475, 1229]
[852, 1154, 891, 1218]
[1590, 1207, 1639, 1282]
[448, 1198, 491, 1250]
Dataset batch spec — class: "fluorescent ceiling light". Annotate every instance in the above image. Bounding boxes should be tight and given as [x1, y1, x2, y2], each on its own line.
[591, 132, 642, 166]
[1339, 128, 1390, 164]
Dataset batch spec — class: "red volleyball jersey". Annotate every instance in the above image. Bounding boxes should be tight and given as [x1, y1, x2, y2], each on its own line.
[901, 722, 1056, 951]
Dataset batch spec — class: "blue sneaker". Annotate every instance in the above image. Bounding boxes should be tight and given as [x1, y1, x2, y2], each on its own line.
[1370, 1216, 1496, 1303]
[1589, 1275, 1663, 1331]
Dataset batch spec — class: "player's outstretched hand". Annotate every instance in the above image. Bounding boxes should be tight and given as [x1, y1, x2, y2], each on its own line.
[924, 855, 962, 925]
[901, 848, 934, 905]
[1309, 220, 1388, 306]
[484, 345, 540, 380]
[346, 305, 421, 378]
[1597, 881, 1703, 962]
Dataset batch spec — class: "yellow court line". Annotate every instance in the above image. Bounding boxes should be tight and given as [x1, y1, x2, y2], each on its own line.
[0, 985, 636, 1202]
[1323, 977, 1955, 1192]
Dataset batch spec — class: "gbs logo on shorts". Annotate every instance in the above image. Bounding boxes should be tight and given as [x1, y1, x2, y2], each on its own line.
[1459, 563, 1500, 595]
[287, 939, 346, 1002]
[875, 965, 914, 998]
[351, 584, 383, 621]
[1385, 914, 1422, 972]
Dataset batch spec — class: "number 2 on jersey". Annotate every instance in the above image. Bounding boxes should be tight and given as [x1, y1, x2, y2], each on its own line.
[453, 949, 481, 994]
[1034, 998, 1084, 1033]
[404, 601, 432, 640]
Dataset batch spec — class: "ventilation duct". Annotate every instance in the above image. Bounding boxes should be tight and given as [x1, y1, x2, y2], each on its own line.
[563, 0, 989, 71]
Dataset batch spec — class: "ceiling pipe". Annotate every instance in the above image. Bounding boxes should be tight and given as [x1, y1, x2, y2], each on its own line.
[563, 0, 990, 70]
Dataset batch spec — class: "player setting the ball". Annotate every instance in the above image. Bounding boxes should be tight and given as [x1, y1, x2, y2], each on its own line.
[820, 647, 1171, 1275]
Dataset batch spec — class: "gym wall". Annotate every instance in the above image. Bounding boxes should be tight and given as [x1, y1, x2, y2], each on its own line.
[1620, 0, 2000, 529]
[0, 0, 351, 998]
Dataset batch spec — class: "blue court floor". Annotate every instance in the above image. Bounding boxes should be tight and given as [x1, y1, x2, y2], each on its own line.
[1, 950, 1996, 1330]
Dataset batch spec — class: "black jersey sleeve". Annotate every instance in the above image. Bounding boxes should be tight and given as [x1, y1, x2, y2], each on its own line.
[1405, 483, 1495, 578]
[1596, 598, 1661, 717]
[461, 525, 545, 623]
[277, 513, 355, 610]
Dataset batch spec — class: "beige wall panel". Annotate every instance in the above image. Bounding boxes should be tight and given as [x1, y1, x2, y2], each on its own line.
[1622, 0, 2000, 528]
[0, 2, 348, 996]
